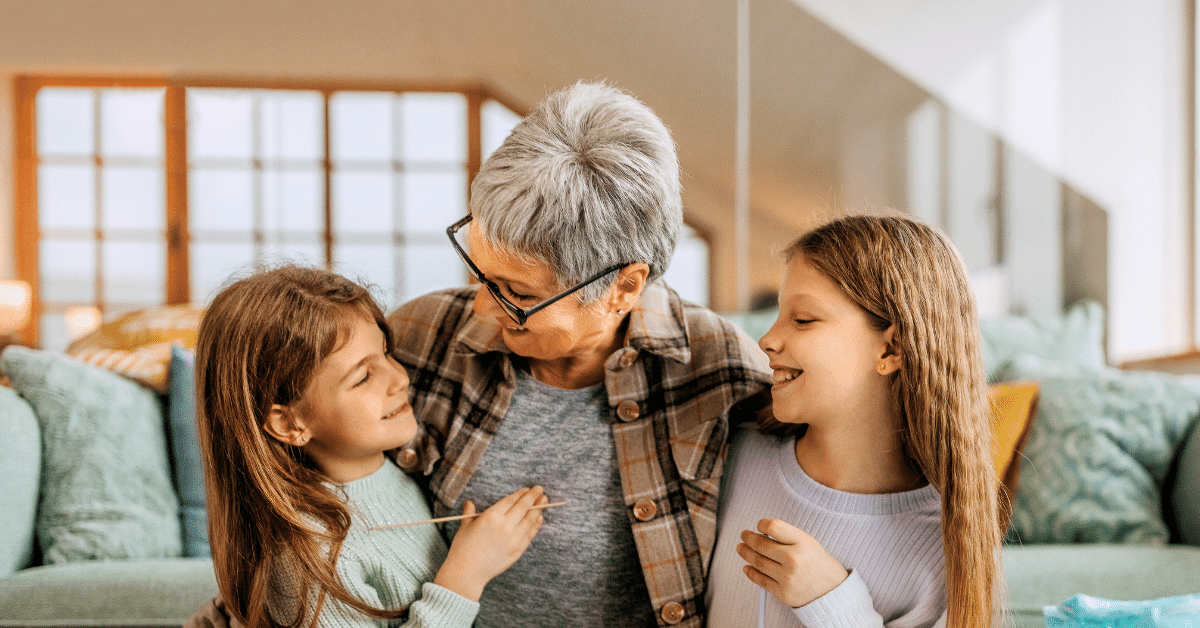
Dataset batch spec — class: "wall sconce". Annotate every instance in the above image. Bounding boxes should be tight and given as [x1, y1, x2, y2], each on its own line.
[0, 280, 32, 335]
[64, 306, 103, 341]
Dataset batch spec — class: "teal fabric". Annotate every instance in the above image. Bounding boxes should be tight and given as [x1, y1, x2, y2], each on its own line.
[0, 386, 40, 576]
[719, 308, 778, 342]
[0, 558, 217, 627]
[1005, 365, 1200, 544]
[1045, 593, 1200, 627]
[979, 300, 1106, 382]
[1174, 414, 1200, 544]
[0, 346, 181, 563]
[167, 346, 207, 557]
[1003, 545, 1200, 628]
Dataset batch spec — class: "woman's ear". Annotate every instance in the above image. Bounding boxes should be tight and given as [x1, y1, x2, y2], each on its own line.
[263, 404, 310, 447]
[878, 325, 903, 374]
[611, 262, 650, 313]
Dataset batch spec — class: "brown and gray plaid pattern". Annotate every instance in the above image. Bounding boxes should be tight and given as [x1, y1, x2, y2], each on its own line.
[386, 281, 770, 627]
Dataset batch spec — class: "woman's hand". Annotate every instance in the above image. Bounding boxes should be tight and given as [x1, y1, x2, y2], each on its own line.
[433, 486, 547, 601]
[737, 518, 849, 608]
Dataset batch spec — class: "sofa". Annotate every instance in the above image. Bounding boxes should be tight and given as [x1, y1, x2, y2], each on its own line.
[0, 301, 1197, 627]
[0, 308, 219, 628]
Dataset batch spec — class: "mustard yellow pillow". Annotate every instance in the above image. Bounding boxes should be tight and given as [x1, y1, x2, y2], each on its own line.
[66, 305, 203, 393]
[989, 380, 1040, 496]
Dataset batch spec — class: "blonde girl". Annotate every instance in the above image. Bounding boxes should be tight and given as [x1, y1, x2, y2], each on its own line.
[195, 265, 547, 628]
[707, 214, 1002, 627]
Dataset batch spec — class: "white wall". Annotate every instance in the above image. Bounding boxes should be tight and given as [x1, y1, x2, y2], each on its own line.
[795, 0, 1193, 362]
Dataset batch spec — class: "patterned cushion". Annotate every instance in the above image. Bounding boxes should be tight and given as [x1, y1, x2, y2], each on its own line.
[1007, 366, 1200, 544]
[66, 305, 203, 393]
[0, 346, 181, 563]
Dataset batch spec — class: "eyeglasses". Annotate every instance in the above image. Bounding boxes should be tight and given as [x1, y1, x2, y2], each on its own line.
[446, 215, 625, 325]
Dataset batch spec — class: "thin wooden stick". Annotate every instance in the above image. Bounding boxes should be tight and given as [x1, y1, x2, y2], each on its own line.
[370, 501, 568, 530]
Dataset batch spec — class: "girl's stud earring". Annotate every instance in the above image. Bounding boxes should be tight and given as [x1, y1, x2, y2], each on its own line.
[877, 362, 887, 374]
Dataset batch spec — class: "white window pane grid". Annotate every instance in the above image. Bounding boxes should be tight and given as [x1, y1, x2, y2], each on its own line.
[259, 91, 323, 161]
[33, 84, 484, 328]
[101, 165, 165, 232]
[191, 241, 257, 303]
[403, 243, 464, 303]
[189, 90, 254, 160]
[399, 93, 466, 163]
[39, 164, 95, 230]
[332, 169, 394, 233]
[261, 167, 324, 234]
[402, 170, 466, 234]
[102, 240, 165, 306]
[37, 88, 95, 156]
[333, 243, 398, 310]
[482, 99, 522, 161]
[331, 92, 393, 162]
[40, 239, 97, 304]
[100, 89, 165, 159]
[661, 226, 710, 307]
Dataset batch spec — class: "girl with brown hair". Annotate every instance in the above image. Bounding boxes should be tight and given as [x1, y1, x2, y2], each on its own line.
[194, 265, 547, 628]
[707, 214, 1003, 627]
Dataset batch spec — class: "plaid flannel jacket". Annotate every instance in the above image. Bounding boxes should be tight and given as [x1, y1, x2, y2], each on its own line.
[386, 281, 771, 627]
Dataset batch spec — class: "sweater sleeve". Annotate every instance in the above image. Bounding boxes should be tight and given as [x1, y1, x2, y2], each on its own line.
[790, 570, 884, 628]
[320, 549, 479, 628]
[790, 570, 946, 628]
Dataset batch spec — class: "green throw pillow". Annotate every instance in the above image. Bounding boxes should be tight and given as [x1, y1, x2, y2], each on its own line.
[979, 300, 1106, 383]
[0, 385, 40, 576]
[0, 346, 181, 563]
[168, 346, 208, 557]
[1007, 365, 1200, 544]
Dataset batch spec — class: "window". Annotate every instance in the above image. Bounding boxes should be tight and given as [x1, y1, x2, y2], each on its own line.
[16, 77, 711, 349]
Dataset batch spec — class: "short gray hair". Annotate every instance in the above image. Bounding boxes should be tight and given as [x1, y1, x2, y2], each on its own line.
[469, 81, 683, 304]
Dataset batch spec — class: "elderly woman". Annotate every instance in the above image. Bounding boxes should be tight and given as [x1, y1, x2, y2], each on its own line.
[387, 81, 771, 628]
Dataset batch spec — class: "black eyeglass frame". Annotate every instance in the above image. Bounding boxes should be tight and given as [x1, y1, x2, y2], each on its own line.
[446, 215, 626, 325]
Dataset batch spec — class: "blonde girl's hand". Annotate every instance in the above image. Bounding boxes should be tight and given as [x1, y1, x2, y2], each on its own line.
[433, 486, 547, 601]
[737, 518, 850, 608]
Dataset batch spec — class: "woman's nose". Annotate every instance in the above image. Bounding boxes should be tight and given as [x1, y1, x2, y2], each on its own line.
[471, 285, 505, 319]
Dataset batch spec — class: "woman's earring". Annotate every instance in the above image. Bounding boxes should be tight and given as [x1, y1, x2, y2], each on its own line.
[877, 362, 887, 374]
[616, 309, 625, 316]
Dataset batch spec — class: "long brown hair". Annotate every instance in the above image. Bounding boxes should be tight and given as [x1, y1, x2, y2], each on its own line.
[195, 264, 405, 628]
[783, 213, 1003, 627]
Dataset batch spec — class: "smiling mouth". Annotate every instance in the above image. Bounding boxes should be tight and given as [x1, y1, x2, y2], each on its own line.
[381, 403, 409, 420]
[772, 369, 801, 385]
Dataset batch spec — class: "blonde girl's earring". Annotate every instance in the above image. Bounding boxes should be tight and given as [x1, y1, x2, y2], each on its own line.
[877, 362, 887, 374]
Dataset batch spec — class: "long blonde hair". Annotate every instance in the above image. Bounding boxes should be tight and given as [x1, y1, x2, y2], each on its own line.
[195, 265, 406, 628]
[784, 213, 1003, 627]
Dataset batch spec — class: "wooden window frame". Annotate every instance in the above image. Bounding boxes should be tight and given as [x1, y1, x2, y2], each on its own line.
[13, 75, 530, 346]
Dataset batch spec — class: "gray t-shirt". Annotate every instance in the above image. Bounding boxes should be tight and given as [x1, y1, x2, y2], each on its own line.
[443, 366, 656, 627]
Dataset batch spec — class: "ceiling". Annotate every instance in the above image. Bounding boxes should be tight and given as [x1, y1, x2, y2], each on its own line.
[0, 0, 932, 308]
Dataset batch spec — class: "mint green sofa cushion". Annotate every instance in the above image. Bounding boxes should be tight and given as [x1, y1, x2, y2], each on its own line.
[979, 300, 1106, 383]
[0, 386, 39, 577]
[0, 346, 181, 563]
[1005, 366, 1200, 544]
[0, 558, 217, 627]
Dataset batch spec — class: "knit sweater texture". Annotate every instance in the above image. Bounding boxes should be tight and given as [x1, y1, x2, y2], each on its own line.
[707, 429, 947, 628]
[268, 459, 479, 628]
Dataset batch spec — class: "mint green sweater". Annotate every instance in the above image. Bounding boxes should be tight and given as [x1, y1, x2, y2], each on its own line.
[268, 459, 479, 628]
